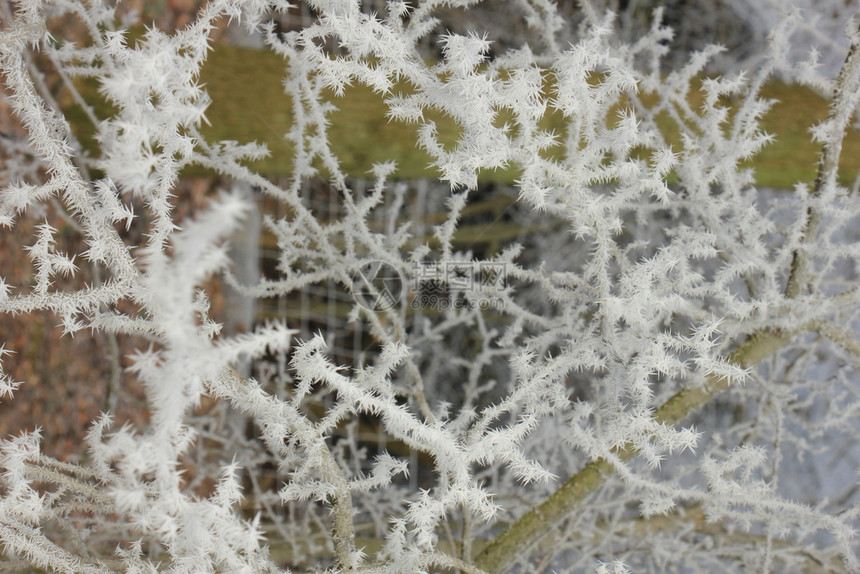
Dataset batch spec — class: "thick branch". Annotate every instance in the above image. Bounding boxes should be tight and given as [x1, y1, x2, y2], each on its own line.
[473, 328, 793, 574]
[810, 319, 860, 359]
[476, 26, 860, 574]
[786, 25, 860, 298]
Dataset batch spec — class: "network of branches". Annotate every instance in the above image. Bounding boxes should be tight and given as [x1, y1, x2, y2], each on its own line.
[0, 1, 859, 573]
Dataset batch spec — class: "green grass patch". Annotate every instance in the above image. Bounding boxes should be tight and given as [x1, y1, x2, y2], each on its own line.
[755, 81, 860, 188]
[63, 40, 859, 189]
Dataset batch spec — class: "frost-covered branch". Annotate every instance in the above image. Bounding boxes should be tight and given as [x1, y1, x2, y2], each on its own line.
[1, 1, 859, 573]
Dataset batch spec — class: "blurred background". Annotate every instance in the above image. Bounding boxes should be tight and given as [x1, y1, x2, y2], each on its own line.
[0, 0, 856, 460]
